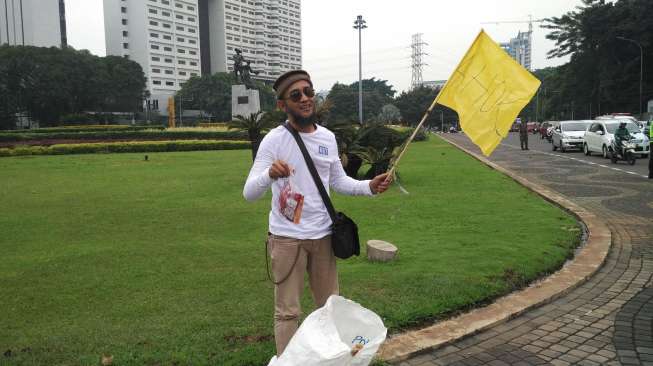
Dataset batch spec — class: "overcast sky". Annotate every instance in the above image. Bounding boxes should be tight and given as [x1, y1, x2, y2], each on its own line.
[65, 0, 583, 93]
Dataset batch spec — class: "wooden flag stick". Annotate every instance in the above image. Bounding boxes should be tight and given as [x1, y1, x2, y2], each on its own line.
[386, 93, 443, 179]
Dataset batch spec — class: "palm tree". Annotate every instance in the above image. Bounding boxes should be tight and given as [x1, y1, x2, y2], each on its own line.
[228, 111, 279, 160]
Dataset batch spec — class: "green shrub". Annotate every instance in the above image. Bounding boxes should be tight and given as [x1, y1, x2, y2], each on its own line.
[0, 129, 246, 142]
[0, 125, 165, 134]
[0, 140, 250, 157]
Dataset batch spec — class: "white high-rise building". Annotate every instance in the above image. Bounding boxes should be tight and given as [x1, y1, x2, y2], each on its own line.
[104, 0, 202, 112]
[500, 30, 532, 71]
[104, 0, 302, 112]
[0, 0, 67, 48]
[215, 0, 302, 82]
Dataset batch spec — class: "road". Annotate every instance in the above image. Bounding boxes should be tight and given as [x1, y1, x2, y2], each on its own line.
[501, 132, 650, 179]
[394, 132, 652, 366]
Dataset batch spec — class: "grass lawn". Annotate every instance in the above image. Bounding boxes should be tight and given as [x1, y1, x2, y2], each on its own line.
[0, 136, 580, 365]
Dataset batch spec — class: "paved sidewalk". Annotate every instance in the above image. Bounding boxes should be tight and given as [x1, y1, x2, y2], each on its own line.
[393, 134, 653, 366]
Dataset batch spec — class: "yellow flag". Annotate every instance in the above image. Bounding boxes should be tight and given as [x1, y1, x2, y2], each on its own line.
[438, 30, 541, 156]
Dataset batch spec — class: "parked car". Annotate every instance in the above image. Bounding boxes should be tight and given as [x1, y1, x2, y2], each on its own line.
[551, 121, 592, 152]
[583, 120, 650, 159]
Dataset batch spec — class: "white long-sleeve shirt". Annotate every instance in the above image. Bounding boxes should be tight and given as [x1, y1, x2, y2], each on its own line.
[243, 124, 373, 239]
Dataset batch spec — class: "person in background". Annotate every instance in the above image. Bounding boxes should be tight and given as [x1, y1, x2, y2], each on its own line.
[648, 120, 652, 179]
[519, 121, 529, 150]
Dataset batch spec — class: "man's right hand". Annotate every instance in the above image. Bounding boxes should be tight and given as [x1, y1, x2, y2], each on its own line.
[269, 160, 292, 179]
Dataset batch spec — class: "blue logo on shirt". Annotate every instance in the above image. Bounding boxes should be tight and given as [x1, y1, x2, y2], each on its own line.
[318, 146, 328, 156]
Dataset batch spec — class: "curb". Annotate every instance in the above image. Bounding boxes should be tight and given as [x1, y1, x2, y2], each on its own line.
[378, 135, 612, 363]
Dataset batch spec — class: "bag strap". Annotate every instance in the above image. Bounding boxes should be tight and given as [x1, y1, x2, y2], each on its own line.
[283, 123, 337, 222]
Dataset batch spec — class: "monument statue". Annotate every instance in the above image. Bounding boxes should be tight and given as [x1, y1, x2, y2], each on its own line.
[232, 48, 259, 89]
[231, 48, 261, 118]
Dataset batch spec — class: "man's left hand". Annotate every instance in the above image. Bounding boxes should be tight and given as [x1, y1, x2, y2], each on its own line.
[369, 173, 392, 194]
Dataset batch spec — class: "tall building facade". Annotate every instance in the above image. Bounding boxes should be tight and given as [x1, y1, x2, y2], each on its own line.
[104, 0, 302, 113]
[0, 0, 67, 48]
[201, 0, 302, 82]
[104, 0, 203, 111]
[500, 30, 532, 71]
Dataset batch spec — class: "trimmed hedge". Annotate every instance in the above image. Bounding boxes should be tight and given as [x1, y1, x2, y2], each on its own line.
[1, 125, 165, 134]
[0, 140, 250, 157]
[0, 129, 248, 142]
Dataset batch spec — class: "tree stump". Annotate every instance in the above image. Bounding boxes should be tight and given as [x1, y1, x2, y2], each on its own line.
[366, 240, 398, 262]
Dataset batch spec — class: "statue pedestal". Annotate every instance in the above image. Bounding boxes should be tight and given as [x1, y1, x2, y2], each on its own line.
[231, 85, 260, 119]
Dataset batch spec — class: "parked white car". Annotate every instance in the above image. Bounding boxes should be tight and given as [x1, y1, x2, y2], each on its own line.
[583, 120, 650, 158]
[551, 121, 592, 152]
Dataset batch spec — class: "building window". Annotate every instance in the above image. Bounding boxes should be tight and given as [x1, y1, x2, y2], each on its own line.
[149, 8, 157, 14]
[121, 7, 127, 13]
[165, 69, 173, 74]
[152, 56, 160, 61]
[187, 6, 194, 11]
[152, 68, 160, 73]
[176, 14, 183, 19]
[149, 20, 158, 26]
[122, 30, 128, 37]
[161, 0, 169, 4]
[166, 81, 174, 86]
[178, 49, 186, 53]
[190, 61, 197, 66]
[191, 72, 198, 76]
[188, 39, 196, 44]
[162, 11, 170, 16]
[163, 35, 172, 40]
[188, 17, 195, 22]
[163, 23, 171, 28]
[122, 19, 127, 25]
[177, 37, 184, 42]
[123, 42, 129, 49]
[179, 71, 187, 75]
[164, 58, 172, 63]
[175, 3, 182, 8]
[176, 26, 184, 31]
[188, 28, 195, 33]
[189, 50, 196, 55]
[164, 46, 172, 51]
[153, 80, 162, 85]
[178, 60, 186, 65]
[150, 32, 159, 38]
[151, 44, 159, 50]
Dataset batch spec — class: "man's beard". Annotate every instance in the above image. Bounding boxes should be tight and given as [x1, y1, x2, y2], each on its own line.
[288, 107, 316, 127]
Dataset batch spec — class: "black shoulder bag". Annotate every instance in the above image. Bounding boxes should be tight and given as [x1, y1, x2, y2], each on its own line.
[283, 123, 360, 259]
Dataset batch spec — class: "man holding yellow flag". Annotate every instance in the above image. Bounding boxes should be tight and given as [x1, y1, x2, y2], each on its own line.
[388, 30, 540, 176]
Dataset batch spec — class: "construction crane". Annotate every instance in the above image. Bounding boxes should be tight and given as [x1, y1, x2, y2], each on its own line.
[481, 15, 546, 71]
[481, 15, 546, 34]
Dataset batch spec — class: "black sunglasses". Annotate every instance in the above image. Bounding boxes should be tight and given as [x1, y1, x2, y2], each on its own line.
[285, 86, 315, 102]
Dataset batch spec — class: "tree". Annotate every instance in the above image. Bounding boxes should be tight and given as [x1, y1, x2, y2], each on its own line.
[228, 111, 280, 160]
[327, 78, 396, 124]
[541, 0, 653, 118]
[394, 86, 457, 128]
[177, 73, 277, 121]
[0, 45, 147, 127]
[377, 104, 402, 124]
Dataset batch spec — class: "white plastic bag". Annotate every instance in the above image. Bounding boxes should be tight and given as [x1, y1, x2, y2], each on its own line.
[268, 295, 387, 366]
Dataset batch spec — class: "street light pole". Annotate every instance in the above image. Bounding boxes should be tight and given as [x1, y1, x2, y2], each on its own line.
[617, 36, 644, 117]
[353, 15, 367, 125]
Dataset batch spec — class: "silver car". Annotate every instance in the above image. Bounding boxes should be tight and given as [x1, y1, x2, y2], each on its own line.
[551, 121, 592, 152]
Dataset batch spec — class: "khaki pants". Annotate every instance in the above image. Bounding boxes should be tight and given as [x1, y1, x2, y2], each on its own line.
[268, 234, 339, 356]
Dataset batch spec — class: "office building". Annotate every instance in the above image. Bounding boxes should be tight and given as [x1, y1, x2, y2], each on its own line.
[500, 30, 532, 71]
[0, 0, 67, 48]
[104, 0, 302, 112]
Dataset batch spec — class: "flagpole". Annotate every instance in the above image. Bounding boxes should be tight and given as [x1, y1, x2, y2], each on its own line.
[386, 93, 442, 178]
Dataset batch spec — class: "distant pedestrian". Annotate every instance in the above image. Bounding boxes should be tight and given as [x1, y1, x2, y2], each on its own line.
[648, 120, 652, 179]
[519, 122, 529, 150]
